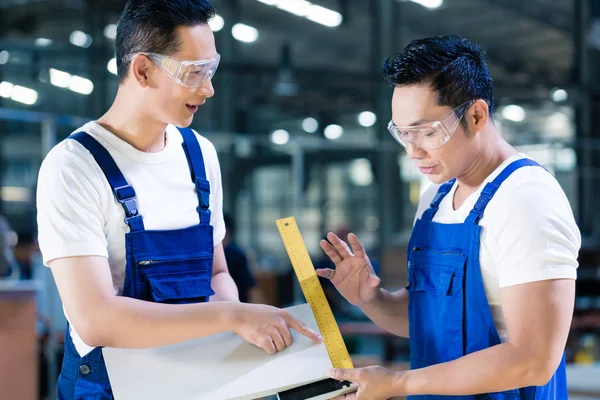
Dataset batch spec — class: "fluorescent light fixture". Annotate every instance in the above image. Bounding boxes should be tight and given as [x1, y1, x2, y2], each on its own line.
[276, 0, 311, 16]
[0, 50, 9, 65]
[107, 58, 117, 75]
[501, 105, 526, 122]
[104, 24, 117, 40]
[0, 81, 14, 98]
[49, 68, 71, 88]
[69, 75, 94, 95]
[49, 68, 94, 95]
[551, 88, 568, 102]
[232, 23, 259, 43]
[302, 117, 318, 133]
[271, 129, 290, 145]
[324, 124, 343, 140]
[410, 0, 443, 9]
[209, 14, 225, 32]
[306, 4, 343, 27]
[1, 187, 30, 202]
[349, 158, 373, 186]
[35, 38, 53, 47]
[358, 111, 377, 127]
[69, 30, 93, 48]
[11, 85, 38, 105]
[256, 0, 342, 28]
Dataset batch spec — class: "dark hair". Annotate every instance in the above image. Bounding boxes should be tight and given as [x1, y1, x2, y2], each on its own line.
[383, 35, 493, 115]
[116, 0, 216, 82]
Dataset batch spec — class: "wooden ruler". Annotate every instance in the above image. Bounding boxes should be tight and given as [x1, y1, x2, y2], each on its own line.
[276, 216, 354, 370]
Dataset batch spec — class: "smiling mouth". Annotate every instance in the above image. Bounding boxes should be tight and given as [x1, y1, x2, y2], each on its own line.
[186, 104, 199, 114]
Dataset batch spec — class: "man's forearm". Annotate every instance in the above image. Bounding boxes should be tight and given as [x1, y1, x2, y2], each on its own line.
[210, 271, 239, 302]
[401, 342, 553, 396]
[87, 297, 242, 349]
[360, 288, 409, 337]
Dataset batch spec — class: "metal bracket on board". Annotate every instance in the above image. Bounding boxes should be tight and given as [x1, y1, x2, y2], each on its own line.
[277, 378, 356, 400]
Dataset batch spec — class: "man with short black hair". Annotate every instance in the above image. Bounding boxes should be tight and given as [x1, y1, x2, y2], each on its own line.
[319, 36, 580, 399]
[37, 1, 321, 398]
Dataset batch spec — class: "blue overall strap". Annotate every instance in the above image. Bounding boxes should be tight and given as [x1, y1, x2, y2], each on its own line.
[465, 158, 543, 225]
[177, 127, 211, 224]
[70, 132, 145, 231]
[421, 178, 456, 222]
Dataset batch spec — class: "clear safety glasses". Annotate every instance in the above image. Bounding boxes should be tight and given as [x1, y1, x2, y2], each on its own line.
[123, 52, 221, 88]
[387, 99, 486, 151]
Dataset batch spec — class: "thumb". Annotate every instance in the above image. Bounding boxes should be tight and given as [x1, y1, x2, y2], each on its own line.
[328, 368, 358, 382]
[368, 275, 381, 288]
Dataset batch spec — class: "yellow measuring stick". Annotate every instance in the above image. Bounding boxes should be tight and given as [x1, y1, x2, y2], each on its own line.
[276, 216, 354, 370]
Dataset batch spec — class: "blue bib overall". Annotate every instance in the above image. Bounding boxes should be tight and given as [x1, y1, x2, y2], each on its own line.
[406, 158, 567, 399]
[56, 128, 216, 400]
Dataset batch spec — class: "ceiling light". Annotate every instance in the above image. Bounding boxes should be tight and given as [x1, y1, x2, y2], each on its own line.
[276, 0, 311, 16]
[324, 124, 343, 140]
[49, 68, 94, 95]
[358, 111, 377, 127]
[10, 85, 38, 105]
[302, 117, 318, 133]
[107, 58, 117, 75]
[104, 24, 117, 40]
[68, 76, 94, 95]
[551, 88, 568, 102]
[0, 51, 9, 65]
[209, 14, 225, 32]
[501, 105, 526, 122]
[271, 129, 290, 145]
[306, 4, 343, 27]
[49, 68, 71, 88]
[69, 30, 93, 48]
[232, 23, 259, 43]
[410, 0, 443, 9]
[0, 81, 14, 98]
[256, 0, 343, 28]
[35, 38, 53, 47]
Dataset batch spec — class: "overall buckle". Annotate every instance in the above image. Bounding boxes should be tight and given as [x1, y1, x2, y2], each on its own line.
[114, 185, 139, 219]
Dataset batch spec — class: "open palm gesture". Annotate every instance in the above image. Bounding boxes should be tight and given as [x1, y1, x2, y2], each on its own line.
[316, 232, 381, 307]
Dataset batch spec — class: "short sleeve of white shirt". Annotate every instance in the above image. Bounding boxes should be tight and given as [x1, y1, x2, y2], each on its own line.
[486, 167, 580, 287]
[37, 142, 110, 263]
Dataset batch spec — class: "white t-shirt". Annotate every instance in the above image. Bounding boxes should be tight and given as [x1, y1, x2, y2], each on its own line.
[414, 154, 580, 340]
[37, 122, 226, 356]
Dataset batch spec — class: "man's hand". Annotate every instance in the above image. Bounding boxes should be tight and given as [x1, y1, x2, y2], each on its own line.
[232, 304, 323, 354]
[317, 232, 381, 307]
[328, 366, 404, 400]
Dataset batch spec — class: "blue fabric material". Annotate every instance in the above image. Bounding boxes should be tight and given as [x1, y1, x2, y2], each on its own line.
[406, 159, 567, 400]
[57, 128, 215, 399]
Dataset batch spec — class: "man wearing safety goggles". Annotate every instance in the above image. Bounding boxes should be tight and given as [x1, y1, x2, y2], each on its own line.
[36, 1, 322, 399]
[319, 36, 580, 400]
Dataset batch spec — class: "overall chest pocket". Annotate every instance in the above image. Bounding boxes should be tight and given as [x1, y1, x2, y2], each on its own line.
[136, 253, 215, 304]
[407, 250, 467, 364]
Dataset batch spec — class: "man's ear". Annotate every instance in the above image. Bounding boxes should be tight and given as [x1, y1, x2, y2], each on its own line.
[470, 99, 490, 133]
[130, 55, 151, 87]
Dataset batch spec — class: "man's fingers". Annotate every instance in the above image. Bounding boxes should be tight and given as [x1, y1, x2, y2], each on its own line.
[260, 337, 276, 355]
[328, 368, 358, 382]
[270, 328, 286, 351]
[277, 322, 294, 348]
[315, 268, 335, 280]
[327, 232, 353, 258]
[348, 233, 366, 259]
[284, 314, 323, 343]
[320, 240, 343, 264]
